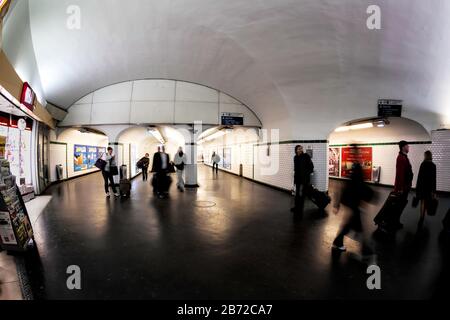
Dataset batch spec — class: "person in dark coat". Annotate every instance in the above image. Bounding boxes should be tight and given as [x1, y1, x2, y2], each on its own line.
[291, 145, 314, 213]
[137, 153, 150, 181]
[151, 146, 170, 198]
[390, 140, 414, 229]
[416, 150, 437, 226]
[333, 162, 375, 257]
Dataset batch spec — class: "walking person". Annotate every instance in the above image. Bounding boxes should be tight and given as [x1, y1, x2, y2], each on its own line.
[151, 146, 171, 198]
[174, 147, 187, 192]
[392, 140, 414, 229]
[415, 151, 437, 227]
[137, 153, 150, 181]
[101, 147, 119, 197]
[332, 162, 375, 259]
[291, 145, 314, 214]
[211, 151, 220, 173]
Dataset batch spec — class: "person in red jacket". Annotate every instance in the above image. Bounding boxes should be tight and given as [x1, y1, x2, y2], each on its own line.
[394, 141, 413, 194]
[391, 140, 413, 229]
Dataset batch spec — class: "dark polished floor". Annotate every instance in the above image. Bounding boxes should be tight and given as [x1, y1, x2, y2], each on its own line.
[22, 165, 450, 299]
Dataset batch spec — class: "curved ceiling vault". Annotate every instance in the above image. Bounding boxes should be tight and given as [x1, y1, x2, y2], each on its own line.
[11, 0, 450, 139]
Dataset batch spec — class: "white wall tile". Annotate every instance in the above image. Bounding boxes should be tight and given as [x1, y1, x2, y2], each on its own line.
[432, 130, 450, 192]
[132, 80, 175, 101]
[60, 104, 91, 126]
[175, 101, 219, 124]
[130, 101, 174, 123]
[93, 82, 133, 103]
[91, 102, 131, 124]
[176, 82, 218, 102]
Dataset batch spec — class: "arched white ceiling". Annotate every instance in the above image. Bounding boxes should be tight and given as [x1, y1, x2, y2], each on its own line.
[7, 0, 450, 139]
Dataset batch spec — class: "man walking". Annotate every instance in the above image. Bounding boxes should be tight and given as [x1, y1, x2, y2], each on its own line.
[151, 146, 170, 198]
[392, 140, 414, 229]
[291, 145, 314, 214]
[137, 153, 150, 181]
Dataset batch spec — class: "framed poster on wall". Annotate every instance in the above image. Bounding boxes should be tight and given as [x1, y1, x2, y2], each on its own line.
[222, 148, 231, 170]
[328, 148, 340, 177]
[74, 145, 88, 172]
[74, 145, 106, 172]
[341, 146, 373, 181]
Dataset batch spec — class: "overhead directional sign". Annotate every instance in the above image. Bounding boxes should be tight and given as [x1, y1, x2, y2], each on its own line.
[378, 99, 402, 117]
[221, 112, 244, 126]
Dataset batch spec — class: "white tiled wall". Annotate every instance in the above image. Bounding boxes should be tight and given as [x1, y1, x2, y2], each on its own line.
[254, 143, 328, 192]
[431, 130, 450, 192]
[201, 134, 329, 192]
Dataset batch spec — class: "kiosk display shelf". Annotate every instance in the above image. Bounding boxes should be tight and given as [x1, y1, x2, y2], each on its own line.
[0, 160, 34, 252]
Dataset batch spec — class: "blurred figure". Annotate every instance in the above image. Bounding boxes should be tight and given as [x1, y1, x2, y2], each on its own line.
[174, 147, 187, 192]
[291, 145, 314, 214]
[151, 146, 171, 198]
[211, 151, 220, 173]
[332, 162, 375, 258]
[137, 153, 150, 181]
[416, 150, 437, 227]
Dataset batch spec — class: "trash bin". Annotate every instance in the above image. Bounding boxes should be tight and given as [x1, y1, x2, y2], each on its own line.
[56, 164, 64, 180]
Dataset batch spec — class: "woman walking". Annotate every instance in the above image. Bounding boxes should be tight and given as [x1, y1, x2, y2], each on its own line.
[101, 147, 119, 197]
[416, 150, 437, 226]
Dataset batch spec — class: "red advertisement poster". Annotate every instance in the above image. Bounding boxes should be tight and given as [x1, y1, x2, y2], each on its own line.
[341, 147, 373, 181]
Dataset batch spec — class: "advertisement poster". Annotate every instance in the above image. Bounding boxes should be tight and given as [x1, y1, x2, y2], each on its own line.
[74, 145, 106, 172]
[328, 148, 340, 177]
[222, 148, 231, 170]
[74, 145, 88, 171]
[341, 147, 373, 181]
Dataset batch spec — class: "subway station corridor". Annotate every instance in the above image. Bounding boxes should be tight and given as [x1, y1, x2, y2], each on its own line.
[19, 166, 450, 300]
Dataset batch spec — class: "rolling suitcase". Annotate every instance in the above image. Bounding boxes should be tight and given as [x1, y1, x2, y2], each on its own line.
[119, 179, 131, 197]
[307, 186, 331, 210]
[374, 192, 408, 230]
[120, 165, 128, 180]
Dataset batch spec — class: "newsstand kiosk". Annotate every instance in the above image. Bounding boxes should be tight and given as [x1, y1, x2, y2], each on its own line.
[0, 160, 34, 252]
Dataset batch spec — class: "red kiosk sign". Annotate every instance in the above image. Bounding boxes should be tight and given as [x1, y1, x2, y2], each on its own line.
[20, 82, 36, 111]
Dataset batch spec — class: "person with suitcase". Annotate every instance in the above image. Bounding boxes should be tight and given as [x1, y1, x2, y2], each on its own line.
[415, 151, 437, 228]
[291, 145, 314, 214]
[333, 162, 375, 257]
[100, 147, 120, 198]
[375, 141, 413, 232]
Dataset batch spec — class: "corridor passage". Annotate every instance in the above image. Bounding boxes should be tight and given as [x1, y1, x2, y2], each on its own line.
[22, 166, 450, 299]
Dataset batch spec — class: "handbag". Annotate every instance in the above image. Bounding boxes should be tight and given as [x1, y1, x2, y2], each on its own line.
[95, 158, 107, 171]
[168, 162, 176, 173]
[427, 198, 439, 216]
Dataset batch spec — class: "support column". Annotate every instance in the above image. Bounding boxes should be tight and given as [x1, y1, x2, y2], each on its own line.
[184, 140, 198, 188]
[174, 123, 204, 188]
